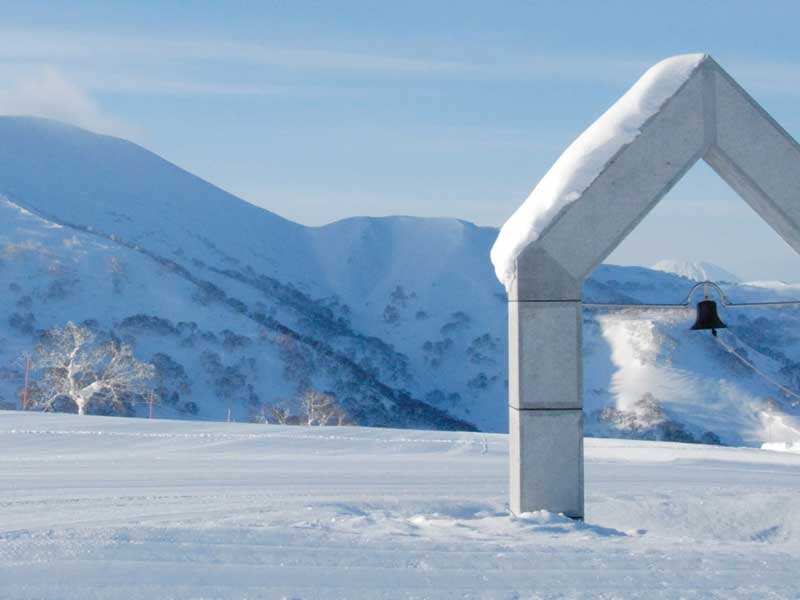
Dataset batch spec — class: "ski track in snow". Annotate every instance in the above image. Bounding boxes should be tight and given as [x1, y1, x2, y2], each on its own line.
[1, 412, 800, 599]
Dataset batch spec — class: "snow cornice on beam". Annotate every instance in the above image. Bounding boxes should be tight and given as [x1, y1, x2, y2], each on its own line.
[491, 53, 708, 294]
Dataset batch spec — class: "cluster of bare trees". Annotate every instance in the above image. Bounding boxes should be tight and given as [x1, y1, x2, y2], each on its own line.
[267, 390, 350, 426]
[27, 322, 154, 415]
[18, 322, 350, 427]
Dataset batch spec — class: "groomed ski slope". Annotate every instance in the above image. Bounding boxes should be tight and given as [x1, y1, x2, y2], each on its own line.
[1, 412, 799, 599]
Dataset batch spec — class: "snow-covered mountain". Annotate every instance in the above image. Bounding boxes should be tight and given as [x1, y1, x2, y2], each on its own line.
[1, 116, 800, 446]
[0, 116, 497, 432]
[651, 259, 742, 283]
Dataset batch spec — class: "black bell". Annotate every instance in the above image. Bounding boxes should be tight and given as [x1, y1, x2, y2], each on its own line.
[691, 299, 727, 336]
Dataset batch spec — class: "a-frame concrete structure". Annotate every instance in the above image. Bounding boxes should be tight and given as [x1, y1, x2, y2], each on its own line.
[506, 55, 800, 518]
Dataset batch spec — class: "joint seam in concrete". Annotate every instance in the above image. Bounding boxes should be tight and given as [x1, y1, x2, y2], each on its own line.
[508, 299, 581, 303]
[702, 61, 717, 148]
[509, 406, 582, 412]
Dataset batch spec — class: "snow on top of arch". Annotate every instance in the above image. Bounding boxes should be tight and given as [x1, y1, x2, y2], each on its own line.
[490, 53, 708, 290]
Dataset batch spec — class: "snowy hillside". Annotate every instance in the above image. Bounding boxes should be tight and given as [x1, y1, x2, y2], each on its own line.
[0, 117, 488, 432]
[1, 116, 800, 446]
[1, 412, 799, 599]
[652, 259, 742, 283]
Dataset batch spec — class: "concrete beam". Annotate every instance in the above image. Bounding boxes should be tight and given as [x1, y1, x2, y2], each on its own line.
[531, 64, 708, 281]
[704, 60, 800, 256]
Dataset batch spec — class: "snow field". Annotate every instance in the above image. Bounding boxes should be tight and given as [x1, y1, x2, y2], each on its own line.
[1, 411, 799, 599]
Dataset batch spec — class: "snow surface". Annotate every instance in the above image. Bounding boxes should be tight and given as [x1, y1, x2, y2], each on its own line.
[491, 54, 706, 290]
[763, 441, 800, 454]
[1, 411, 799, 599]
[651, 259, 742, 283]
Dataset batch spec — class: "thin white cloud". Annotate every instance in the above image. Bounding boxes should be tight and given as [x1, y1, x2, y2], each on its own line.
[0, 29, 472, 74]
[5, 29, 796, 114]
[0, 28, 654, 84]
[75, 72, 295, 97]
[0, 28, 477, 100]
[0, 67, 136, 137]
[0, 29, 704, 102]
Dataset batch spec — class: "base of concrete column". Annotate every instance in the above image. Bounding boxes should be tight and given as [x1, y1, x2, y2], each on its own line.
[509, 406, 584, 519]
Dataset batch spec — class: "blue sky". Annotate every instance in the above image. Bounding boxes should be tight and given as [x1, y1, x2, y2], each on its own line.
[3, 1, 800, 280]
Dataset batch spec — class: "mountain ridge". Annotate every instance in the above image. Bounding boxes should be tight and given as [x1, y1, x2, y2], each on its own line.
[651, 259, 742, 283]
[1, 116, 800, 446]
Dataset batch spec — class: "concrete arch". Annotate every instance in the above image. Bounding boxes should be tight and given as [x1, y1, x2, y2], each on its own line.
[505, 55, 800, 518]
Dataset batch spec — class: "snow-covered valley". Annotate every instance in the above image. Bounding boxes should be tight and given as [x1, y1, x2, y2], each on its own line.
[2, 116, 800, 446]
[0, 411, 799, 599]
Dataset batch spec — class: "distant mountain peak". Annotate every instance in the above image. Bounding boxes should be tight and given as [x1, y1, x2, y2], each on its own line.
[650, 259, 741, 283]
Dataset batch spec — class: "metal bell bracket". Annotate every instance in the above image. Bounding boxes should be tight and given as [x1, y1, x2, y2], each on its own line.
[585, 280, 800, 312]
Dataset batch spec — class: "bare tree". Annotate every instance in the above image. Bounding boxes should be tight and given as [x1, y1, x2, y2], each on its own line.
[270, 405, 291, 425]
[254, 395, 349, 427]
[32, 321, 154, 415]
[109, 256, 128, 294]
[300, 390, 348, 426]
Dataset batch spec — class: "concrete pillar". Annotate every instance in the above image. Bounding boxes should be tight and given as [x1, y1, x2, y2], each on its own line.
[508, 298, 584, 518]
